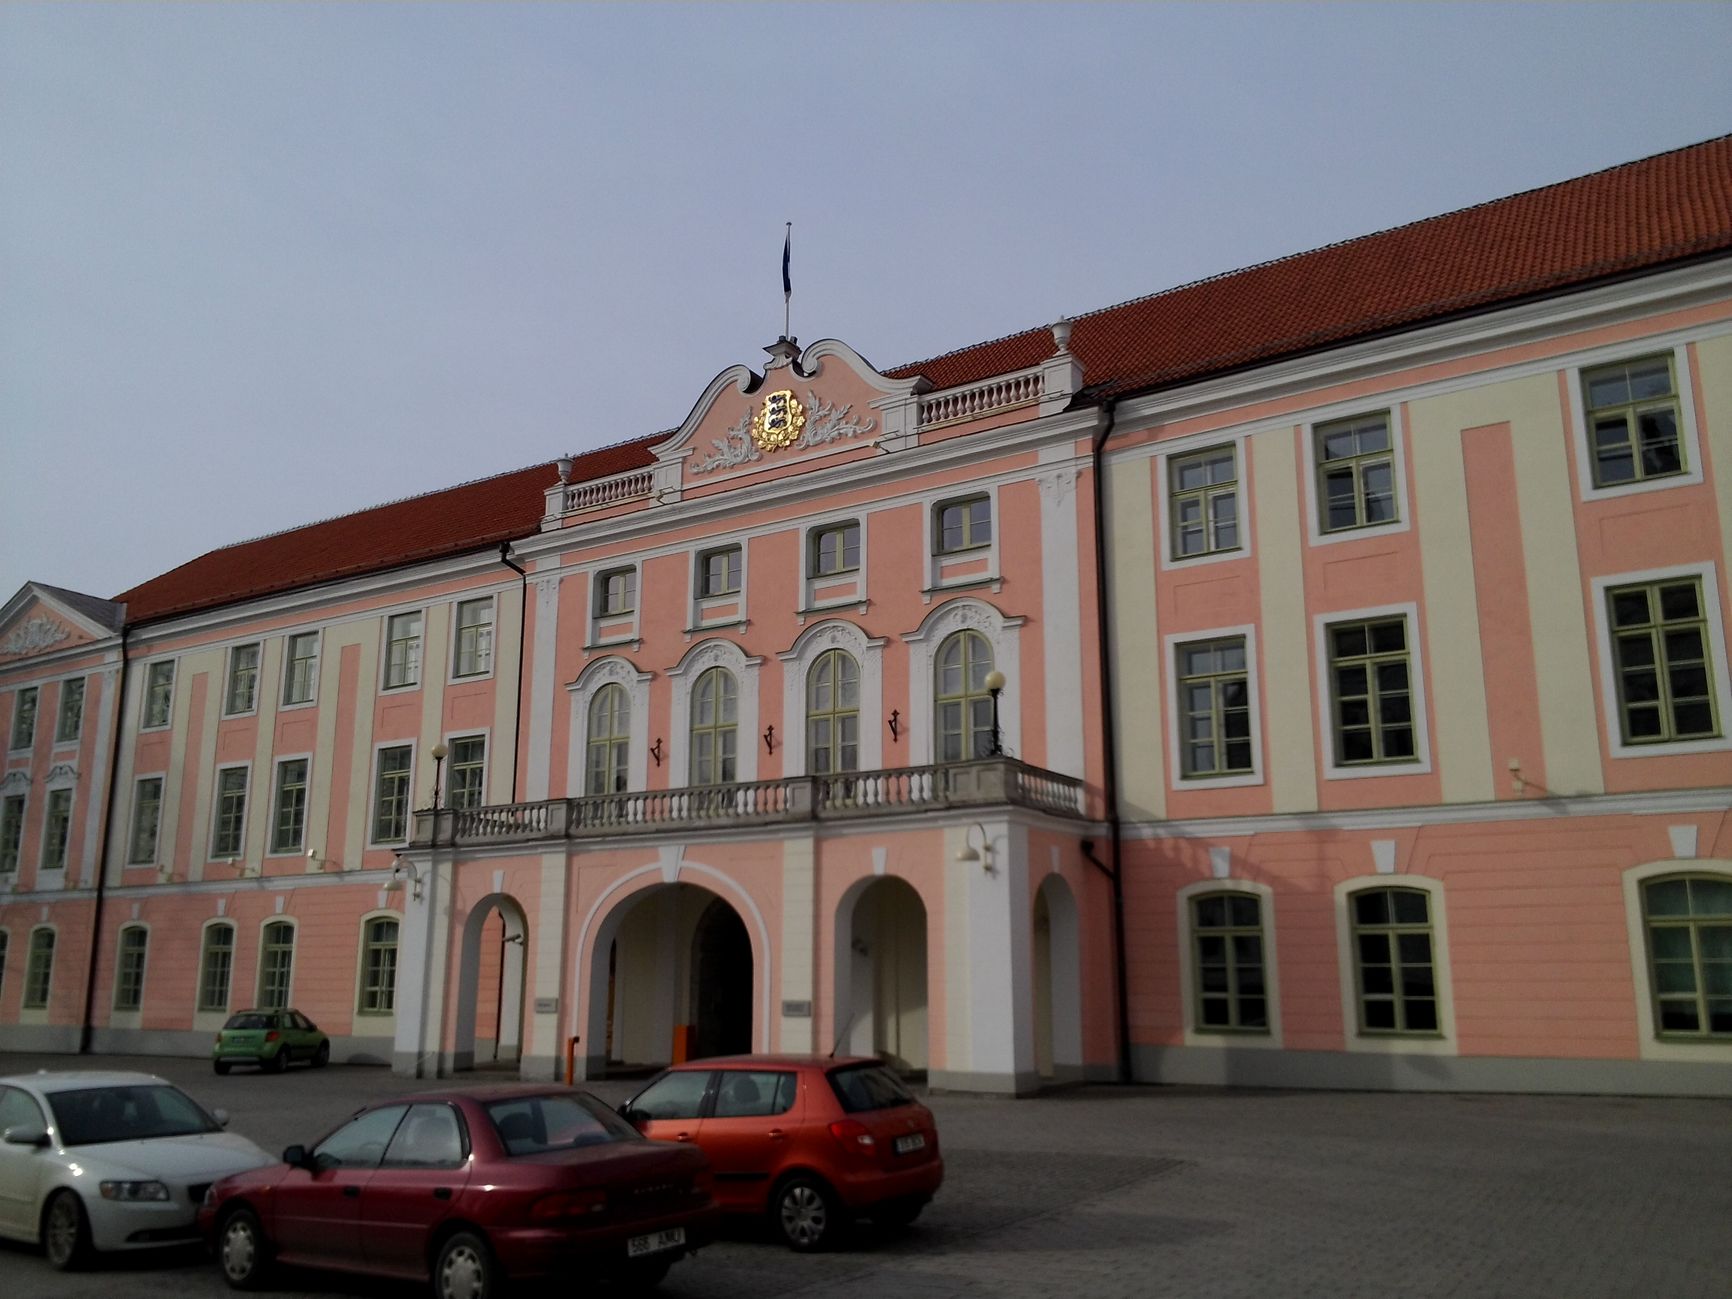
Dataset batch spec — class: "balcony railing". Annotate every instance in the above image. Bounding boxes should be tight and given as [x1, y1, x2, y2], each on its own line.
[411, 757, 1087, 849]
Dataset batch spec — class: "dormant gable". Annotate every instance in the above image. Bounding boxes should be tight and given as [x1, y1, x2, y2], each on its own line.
[0, 583, 123, 669]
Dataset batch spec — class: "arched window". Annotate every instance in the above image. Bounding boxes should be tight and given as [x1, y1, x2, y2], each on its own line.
[1642, 874, 1732, 1038]
[1190, 892, 1267, 1032]
[358, 916, 400, 1015]
[935, 630, 994, 762]
[690, 667, 738, 786]
[258, 920, 296, 1009]
[807, 649, 860, 775]
[199, 923, 235, 1014]
[114, 925, 148, 1012]
[1348, 887, 1438, 1035]
[586, 683, 631, 795]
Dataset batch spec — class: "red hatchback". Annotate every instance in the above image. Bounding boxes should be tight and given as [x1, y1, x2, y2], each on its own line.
[198, 1086, 718, 1298]
[621, 1055, 942, 1251]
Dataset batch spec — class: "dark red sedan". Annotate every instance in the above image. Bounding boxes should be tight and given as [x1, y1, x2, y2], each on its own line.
[198, 1086, 718, 1297]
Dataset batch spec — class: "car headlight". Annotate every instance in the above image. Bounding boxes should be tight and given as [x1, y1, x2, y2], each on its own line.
[100, 1180, 171, 1202]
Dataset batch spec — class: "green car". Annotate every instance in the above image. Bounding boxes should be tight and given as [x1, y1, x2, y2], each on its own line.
[212, 1008, 330, 1074]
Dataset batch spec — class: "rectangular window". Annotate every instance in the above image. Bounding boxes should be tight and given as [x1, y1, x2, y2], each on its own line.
[271, 759, 309, 854]
[283, 632, 320, 705]
[114, 927, 148, 1012]
[10, 687, 38, 749]
[1351, 888, 1440, 1035]
[211, 767, 249, 858]
[55, 679, 85, 745]
[1327, 617, 1417, 765]
[225, 643, 261, 714]
[372, 746, 413, 844]
[1176, 637, 1253, 777]
[0, 795, 23, 874]
[935, 495, 992, 555]
[811, 522, 861, 576]
[384, 612, 423, 689]
[1316, 412, 1397, 532]
[1191, 893, 1268, 1032]
[129, 777, 164, 865]
[359, 917, 400, 1014]
[143, 661, 175, 728]
[1608, 577, 1720, 744]
[23, 929, 54, 1008]
[453, 598, 494, 678]
[1583, 354, 1683, 488]
[596, 568, 637, 617]
[1169, 447, 1240, 558]
[448, 735, 486, 811]
[198, 925, 234, 1014]
[699, 546, 742, 597]
[40, 788, 72, 872]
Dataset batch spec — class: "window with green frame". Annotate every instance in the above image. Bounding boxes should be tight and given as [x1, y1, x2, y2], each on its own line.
[24, 927, 55, 1009]
[1315, 412, 1397, 532]
[810, 522, 861, 577]
[1607, 577, 1720, 744]
[934, 495, 992, 555]
[1169, 446, 1239, 558]
[1328, 617, 1416, 765]
[1176, 637, 1253, 777]
[114, 926, 148, 1012]
[1350, 887, 1439, 1034]
[1642, 875, 1731, 1038]
[1582, 354, 1683, 488]
[1191, 892, 1268, 1032]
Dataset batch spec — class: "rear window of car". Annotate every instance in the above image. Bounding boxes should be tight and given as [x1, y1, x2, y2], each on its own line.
[223, 1013, 273, 1030]
[826, 1065, 915, 1114]
[49, 1084, 222, 1146]
[487, 1092, 639, 1156]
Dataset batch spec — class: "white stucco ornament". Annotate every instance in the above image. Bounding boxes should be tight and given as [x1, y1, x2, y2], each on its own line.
[2, 617, 70, 656]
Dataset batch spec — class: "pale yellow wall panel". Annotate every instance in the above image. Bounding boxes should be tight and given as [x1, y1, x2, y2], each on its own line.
[1105, 458, 1164, 819]
[1251, 428, 1319, 813]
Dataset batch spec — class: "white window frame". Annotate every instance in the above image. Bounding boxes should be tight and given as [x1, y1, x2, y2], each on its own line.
[922, 486, 1001, 592]
[1313, 601, 1433, 780]
[666, 640, 761, 788]
[127, 774, 166, 867]
[1157, 434, 1254, 570]
[1164, 624, 1264, 790]
[566, 657, 651, 798]
[1333, 873, 1457, 1056]
[140, 660, 176, 730]
[1301, 404, 1411, 548]
[223, 642, 262, 718]
[450, 595, 497, 682]
[208, 761, 251, 862]
[281, 630, 322, 709]
[690, 541, 749, 630]
[802, 516, 869, 612]
[381, 610, 425, 693]
[368, 741, 417, 849]
[267, 753, 313, 857]
[1567, 342, 1704, 501]
[586, 561, 643, 648]
[1174, 878, 1284, 1049]
[778, 620, 887, 776]
[1591, 561, 1732, 759]
[37, 781, 75, 874]
[53, 677, 86, 747]
[9, 686, 39, 751]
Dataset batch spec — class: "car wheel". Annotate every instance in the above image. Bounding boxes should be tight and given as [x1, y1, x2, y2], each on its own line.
[218, 1207, 273, 1290]
[621, 1257, 674, 1292]
[873, 1196, 925, 1228]
[263, 1048, 286, 1074]
[433, 1229, 498, 1299]
[773, 1174, 841, 1252]
[42, 1189, 93, 1271]
[312, 1041, 330, 1069]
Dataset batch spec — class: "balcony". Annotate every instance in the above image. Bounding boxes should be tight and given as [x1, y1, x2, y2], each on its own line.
[409, 758, 1089, 850]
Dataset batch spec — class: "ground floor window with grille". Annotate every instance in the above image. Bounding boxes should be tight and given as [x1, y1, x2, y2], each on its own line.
[113, 926, 148, 1011]
[1191, 892, 1268, 1031]
[1350, 887, 1439, 1034]
[359, 917, 400, 1015]
[1643, 875, 1732, 1038]
[199, 924, 235, 1013]
[258, 921, 295, 1009]
[24, 927, 55, 1008]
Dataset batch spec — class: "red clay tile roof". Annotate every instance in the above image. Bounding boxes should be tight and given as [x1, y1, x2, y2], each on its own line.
[887, 133, 1732, 396]
[117, 135, 1732, 626]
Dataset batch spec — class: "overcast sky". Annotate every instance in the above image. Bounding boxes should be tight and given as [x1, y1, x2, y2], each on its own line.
[3, 3, 1729, 604]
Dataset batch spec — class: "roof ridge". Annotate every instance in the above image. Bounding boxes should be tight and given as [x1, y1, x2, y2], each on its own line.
[891, 132, 1732, 379]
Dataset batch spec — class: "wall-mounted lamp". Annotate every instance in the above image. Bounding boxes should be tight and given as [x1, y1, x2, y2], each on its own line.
[985, 670, 1007, 756]
[305, 847, 341, 872]
[954, 823, 996, 875]
[391, 858, 425, 902]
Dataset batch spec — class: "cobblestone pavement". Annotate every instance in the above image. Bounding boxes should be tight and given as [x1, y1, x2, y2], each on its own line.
[2, 1052, 1728, 1298]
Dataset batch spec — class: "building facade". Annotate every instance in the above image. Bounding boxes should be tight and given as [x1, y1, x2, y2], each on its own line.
[3, 137, 1731, 1095]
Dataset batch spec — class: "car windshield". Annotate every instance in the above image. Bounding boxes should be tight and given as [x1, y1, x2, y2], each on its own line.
[48, 1085, 221, 1146]
[827, 1065, 915, 1114]
[223, 1013, 274, 1030]
[486, 1093, 637, 1156]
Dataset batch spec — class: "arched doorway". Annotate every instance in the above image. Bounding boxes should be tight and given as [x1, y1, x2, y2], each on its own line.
[452, 894, 528, 1074]
[1033, 874, 1083, 1082]
[584, 882, 755, 1077]
[834, 876, 929, 1074]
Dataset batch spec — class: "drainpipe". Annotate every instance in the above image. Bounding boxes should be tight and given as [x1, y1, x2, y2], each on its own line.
[499, 544, 528, 803]
[1088, 399, 1133, 1084]
[79, 623, 130, 1055]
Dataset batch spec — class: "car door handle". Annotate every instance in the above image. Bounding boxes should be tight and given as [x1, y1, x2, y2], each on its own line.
[767, 1129, 786, 1140]
[342, 1186, 360, 1198]
[434, 1187, 452, 1200]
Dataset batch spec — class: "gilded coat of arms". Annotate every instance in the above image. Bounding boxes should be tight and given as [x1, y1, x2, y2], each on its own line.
[751, 389, 806, 452]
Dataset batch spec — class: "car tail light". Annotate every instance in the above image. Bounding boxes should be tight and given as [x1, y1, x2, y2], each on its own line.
[828, 1119, 876, 1155]
[531, 1189, 608, 1221]
[264, 1031, 281, 1042]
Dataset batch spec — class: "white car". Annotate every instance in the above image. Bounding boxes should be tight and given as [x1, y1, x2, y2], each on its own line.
[0, 1070, 274, 1270]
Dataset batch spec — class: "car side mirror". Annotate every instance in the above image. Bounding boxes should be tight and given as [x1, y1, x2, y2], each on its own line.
[282, 1143, 309, 1168]
[212, 1108, 230, 1129]
[3, 1124, 49, 1148]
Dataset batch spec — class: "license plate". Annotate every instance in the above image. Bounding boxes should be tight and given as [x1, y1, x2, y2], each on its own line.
[627, 1227, 685, 1258]
[894, 1133, 926, 1155]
